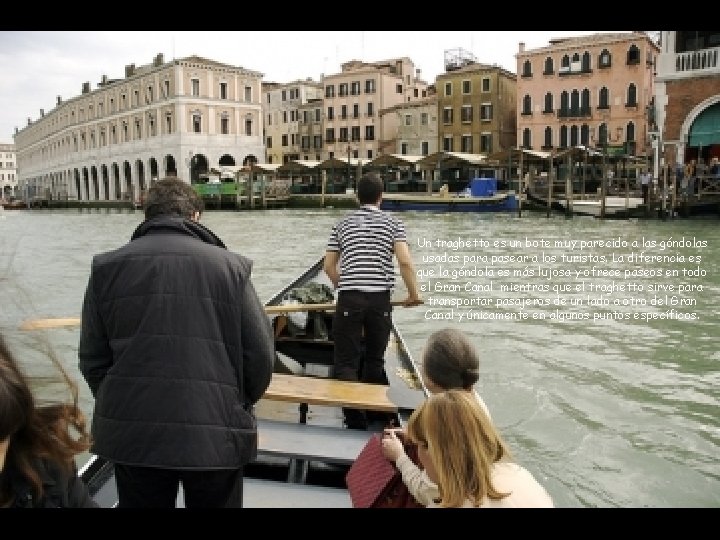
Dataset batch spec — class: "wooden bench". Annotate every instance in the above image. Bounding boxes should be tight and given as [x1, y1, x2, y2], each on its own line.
[263, 373, 397, 413]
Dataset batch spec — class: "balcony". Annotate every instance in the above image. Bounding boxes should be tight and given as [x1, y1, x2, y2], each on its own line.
[557, 107, 592, 119]
[675, 46, 719, 72]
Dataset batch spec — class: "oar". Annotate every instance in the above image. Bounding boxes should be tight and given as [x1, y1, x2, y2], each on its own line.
[265, 299, 411, 314]
[20, 300, 421, 330]
[19, 317, 81, 331]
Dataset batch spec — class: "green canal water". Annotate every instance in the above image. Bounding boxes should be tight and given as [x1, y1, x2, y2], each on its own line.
[1, 207, 718, 508]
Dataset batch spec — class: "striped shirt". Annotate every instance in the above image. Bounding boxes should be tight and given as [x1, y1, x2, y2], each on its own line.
[326, 204, 407, 292]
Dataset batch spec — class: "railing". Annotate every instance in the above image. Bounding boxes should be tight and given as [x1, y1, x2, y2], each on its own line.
[675, 47, 719, 72]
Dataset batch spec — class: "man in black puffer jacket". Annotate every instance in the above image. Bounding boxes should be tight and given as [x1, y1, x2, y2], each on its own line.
[78, 177, 274, 508]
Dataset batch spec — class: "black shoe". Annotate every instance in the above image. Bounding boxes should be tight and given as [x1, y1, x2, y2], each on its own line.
[344, 408, 368, 430]
[345, 420, 368, 431]
[366, 411, 397, 427]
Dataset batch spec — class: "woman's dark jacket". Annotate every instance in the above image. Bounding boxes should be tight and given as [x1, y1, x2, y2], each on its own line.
[3, 458, 98, 508]
[78, 216, 275, 469]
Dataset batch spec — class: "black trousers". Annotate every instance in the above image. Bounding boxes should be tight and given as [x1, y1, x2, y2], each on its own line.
[332, 290, 392, 428]
[114, 463, 244, 508]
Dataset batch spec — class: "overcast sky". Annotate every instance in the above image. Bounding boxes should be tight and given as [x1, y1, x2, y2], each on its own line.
[0, 30, 626, 144]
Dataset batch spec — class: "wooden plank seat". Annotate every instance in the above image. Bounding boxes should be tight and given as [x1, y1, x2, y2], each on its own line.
[263, 373, 397, 413]
[257, 418, 370, 465]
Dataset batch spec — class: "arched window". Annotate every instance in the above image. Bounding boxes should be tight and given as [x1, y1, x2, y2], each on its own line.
[599, 49, 612, 68]
[522, 60, 532, 77]
[626, 122, 635, 142]
[559, 125, 568, 148]
[544, 126, 553, 148]
[581, 124, 590, 146]
[560, 91, 569, 116]
[627, 45, 640, 65]
[581, 89, 591, 115]
[571, 90, 580, 116]
[544, 92, 554, 113]
[582, 52, 591, 72]
[561, 55, 570, 68]
[523, 95, 532, 115]
[598, 123, 608, 146]
[599, 87, 609, 109]
[522, 128, 531, 149]
[544, 57, 554, 74]
[626, 83, 637, 107]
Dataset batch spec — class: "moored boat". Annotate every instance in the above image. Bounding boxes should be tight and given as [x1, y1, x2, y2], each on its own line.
[557, 195, 645, 217]
[380, 191, 518, 213]
[79, 256, 427, 508]
[525, 188, 646, 218]
[0, 198, 27, 210]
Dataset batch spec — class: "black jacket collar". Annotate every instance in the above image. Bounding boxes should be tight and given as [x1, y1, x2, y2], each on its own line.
[130, 215, 227, 249]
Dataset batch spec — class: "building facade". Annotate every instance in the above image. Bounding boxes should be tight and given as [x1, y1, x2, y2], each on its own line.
[435, 50, 517, 155]
[262, 79, 323, 164]
[654, 31, 720, 170]
[515, 31, 659, 160]
[14, 54, 264, 202]
[0, 143, 17, 199]
[390, 93, 439, 156]
[297, 97, 324, 161]
[322, 58, 430, 162]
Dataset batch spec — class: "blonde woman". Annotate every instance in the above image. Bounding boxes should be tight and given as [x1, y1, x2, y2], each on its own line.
[381, 328, 491, 505]
[403, 390, 554, 508]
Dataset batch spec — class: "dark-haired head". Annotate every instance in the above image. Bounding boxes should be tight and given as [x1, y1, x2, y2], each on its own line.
[421, 328, 480, 392]
[143, 176, 203, 220]
[356, 172, 384, 205]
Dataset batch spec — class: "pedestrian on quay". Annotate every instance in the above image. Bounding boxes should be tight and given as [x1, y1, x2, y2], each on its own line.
[0, 332, 98, 508]
[323, 171, 422, 430]
[684, 159, 696, 198]
[78, 176, 275, 508]
[640, 169, 651, 205]
[401, 390, 554, 508]
[381, 327, 492, 506]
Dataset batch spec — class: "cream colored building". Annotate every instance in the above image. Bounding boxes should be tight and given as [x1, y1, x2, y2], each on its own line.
[262, 79, 323, 164]
[14, 54, 264, 202]
[515, 31, 659, 158]
[0, 143, 17, 199]
[322, 58, 430, 161]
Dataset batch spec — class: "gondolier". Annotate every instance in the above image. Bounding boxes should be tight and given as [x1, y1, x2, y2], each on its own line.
[324, 172, 422, 430]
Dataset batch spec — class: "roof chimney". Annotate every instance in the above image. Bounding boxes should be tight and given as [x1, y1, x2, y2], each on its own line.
[519, 42, 526, 53]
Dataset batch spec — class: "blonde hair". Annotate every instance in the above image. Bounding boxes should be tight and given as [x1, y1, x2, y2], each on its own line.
[406, 390, 512, 507]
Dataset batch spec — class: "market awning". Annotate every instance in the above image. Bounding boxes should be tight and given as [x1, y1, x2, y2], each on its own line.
[417, 151, 492, 169]
[276, 160, 323, 174]
[366, 154, 425, 168]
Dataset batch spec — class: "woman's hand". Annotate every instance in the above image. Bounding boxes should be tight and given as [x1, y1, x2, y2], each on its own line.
[381, 428, 406, 462]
